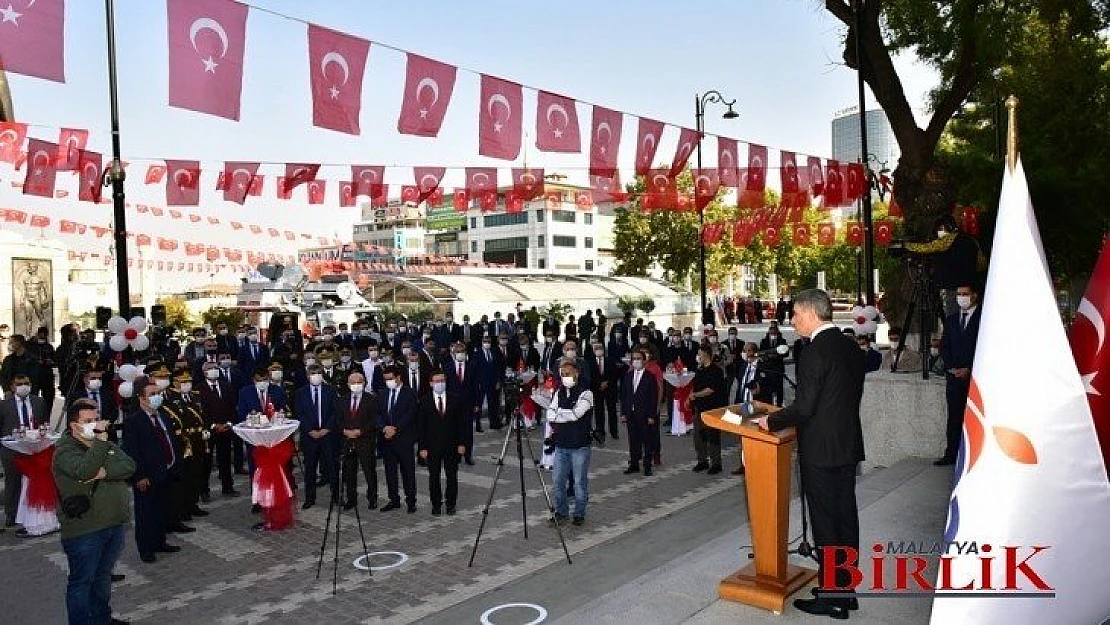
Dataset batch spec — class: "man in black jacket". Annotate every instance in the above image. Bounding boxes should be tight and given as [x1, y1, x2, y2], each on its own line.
[936, 282, 982, 466]
[417, 372, 468, 515]
[753, 289, 865, 619]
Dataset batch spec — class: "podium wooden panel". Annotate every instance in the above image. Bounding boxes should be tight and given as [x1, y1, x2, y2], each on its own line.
[702, 405, 816, 614]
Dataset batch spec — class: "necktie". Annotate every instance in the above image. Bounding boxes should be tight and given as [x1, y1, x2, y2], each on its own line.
[961, 312, 968, 330]
[19, 399, 30, 428]
[388, 389, 396, 420]
[437, 395, 444, 418]
[313, 387, 321, 428]
[633, 371, 641, 393]
[411, 370, 418, 391]
[351, 394, 359, 416]
[91, 391, 100, 413]
[457, 362, 464, 383]
[151, 414, 173, 467]
[259, 390, 266, 409]
[212, 382, 220, 398]
[598, 357, 604, 376]
[251, 344, 257, 359]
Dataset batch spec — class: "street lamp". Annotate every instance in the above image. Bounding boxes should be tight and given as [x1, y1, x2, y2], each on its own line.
[694, 90, 738, 325]
[856, 152, 890, 302]
[105, 0, 133, 316]
[854, 0, 876, 306]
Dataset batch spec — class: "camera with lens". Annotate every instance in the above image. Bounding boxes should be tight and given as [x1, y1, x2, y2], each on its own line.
[501, 370, 529, 415]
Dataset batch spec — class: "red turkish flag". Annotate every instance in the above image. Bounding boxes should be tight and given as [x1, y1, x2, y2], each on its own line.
[425, 187, 445, 207]
[55, 128, 88, 170]
[267, 228, 279, 238]
[544, 191, 562, 210]
[806, 156, 825, 198]
[888, 195, 903, 217]
[165, 160, 200, 206]
[478, 74, 522, 160]
[589, 106, 622, 177]
[4, 209, 27, 224]
[284, 231, 295, 241]
[1069, 236, 1110, 474]
[23, 139, 57, 197]
[745, 144, 768, 193]
[308, 24, 370, 135]
[536, 91, 580, 153]
[0, 0, 64, 81]
[645, 169, 677, 209]
[960, 205, 980, 236]
[670, 127, 700, 177]
[207, 246, 220, 261]
[0, 122, 28, 163]
[701, 223, 725, 245]
[307, 180, 326, 205]
[401, 185, 419, 204]
[208, 217, 219, 224]
[575, 190, 593, 209]
[717, 137, 739, 187]
[780, 149, 799, 195]
[157, 237, 178, 252]
[222, 161, 258, 204]
[283, 163, 319, 194]
[692, 168, 720, 212]
[823, 159, 844, 208]
[787, 205, 806, 224]
[464, 167, 497, 193]
[189, 213, 202, 223]
[761, 225, 781, 247]
[136, 233, 151, 247]
[247, 174, 264, 196]
[77, 150, 103, 203]
[414, 166, 445, 203]
[505, 191, 524, 213]
[846, 221, 864, 246]
[792, 223, 811, 247]
[512, 168, 544, 201]
[634, 118, 664, 176]
[590, 172, 627, 203]
[169, 210, 183, 220]
[338, 181, 356, 207]
[351, 165, 384, 196]
[59, 219, 77, 234]
[145, 164, 167, 185]
[275, 177, 292, 200]
[452, 189, 471, 211]
[398, 53, 457, 137]
[817, 222, 836, 246]
[150, 206, 163, 216]
[874, 220, 894, 247]
[230, 221, 243, 230]
[845, 162, 865, 201]
[167, 0, 248, 120]
[732, 218, 753, 247]
[478, 189, 498, 211]
[369, 183, 388, 207]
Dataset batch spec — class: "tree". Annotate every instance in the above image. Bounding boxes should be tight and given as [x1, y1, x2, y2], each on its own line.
[200, 307, 246, 332]
[156, 296, 193, 330]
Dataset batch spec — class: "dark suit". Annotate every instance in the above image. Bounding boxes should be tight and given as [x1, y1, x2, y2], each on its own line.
[378, 385, 418, 507]
[417, 392, 468, 510]
[215, 334, 238, 359]
[620, 369, 659, 469]
[337, 390, 377, 506]
[296, 384, 339, 504]
[0, 394, 48, 525]
[767, 326, 866, 605]
[445, 358, 480, 460]
[68, 386, 119, 428]
[122, 408, 182, 557]
[198, 378, 236, 492]
[403, 363, 432, 398]
[539, 340, 563, 374]
[591, 353, 620, 438]
[237, 342, 271, 378]
[360, 359, 387, 394]
[237, 383, 287, 474]
[940, 306, 981, 461]
[474, 346, 503, 429]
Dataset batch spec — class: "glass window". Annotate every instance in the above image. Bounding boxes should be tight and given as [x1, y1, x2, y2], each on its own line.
[552, 210, 576, 223]
[537, 235, 544, 247]
[536, 210, 545, 222]
[469, 217, 477, 229]
[483, 212, 529, 227]
[553, 235, 576, 248]
[485, 236, 529, 252]
[585, 260, 594, 271]
[585, 237, 593, 249]
[470, 241, 478, 253]
[584, 213, 593, 225]
[538, 258, 546, 269]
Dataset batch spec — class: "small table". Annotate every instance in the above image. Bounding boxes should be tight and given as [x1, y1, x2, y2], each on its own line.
[664, 371, 696, 436]
[2, 434, 61, 535]
[233, 420, 299, 531]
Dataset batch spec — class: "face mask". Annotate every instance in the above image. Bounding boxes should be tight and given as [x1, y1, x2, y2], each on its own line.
[305, 358, 317, 366]
[383, 356, 394, 365]
[401, 347, 411, 356]
[80, 422, 98, 439]
[564, 350, 576, 359]
[309, 374, 323, 386]
[728, 334, 737, 340]
[889, 338, 900, 346]
[205, 369, 220, 380]
[423, 333, 431, 341]
[385, 379, 399, 390]
[236, 332, 246, 341]
[432, 382, 446, 394]
[148, 394, 164, 409]
[709, 336, 718, 344]
[255, 380, 269, 392]
[859, 345, 869, 352]
[683, 334, 692, 340]
[218, 329, 228, 336]
[639, 337, 648, 344]
[482, 343, 491, 350]
[930, 348, 940, 357]
[179, 383, 193, 394]
[321, 359, 334, 368]
[155, 378, 171, 390]
[454, 352, 467, 362]
[937, 229, 948, 238]
[219, 358, 233, 367]
[386, 333, 395, 341]
[956, 295, 972, 310]
[88, 379, 103, 391]
[631, 360, 644, 371]
[594, 349, 605, 357]
[349, 383, 364, 394]
[408, 361, 419, 370]
[369, 351, 380, 361]
[270, 371, 283, 382]
[498, 340, 508, 347]
[248, 334, 259, 343]
[360, 330, 371, 337]
[561, 376, 576, 388]
[14, 384, 31, 398]
[341, 355, 352, 364]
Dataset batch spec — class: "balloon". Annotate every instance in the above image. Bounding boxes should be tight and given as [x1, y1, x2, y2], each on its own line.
[129, 316, 148, 333]
[108, 335, 129, 352]
[107, 316, 128, 334]
[124, 328, 138, 340]
[117, 381, 134, 398]
[117, 364, 138, 381]
[131, 334, 150, 352]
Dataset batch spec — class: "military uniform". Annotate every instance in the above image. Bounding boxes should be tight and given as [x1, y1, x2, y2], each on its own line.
[164, 372, 210, 523]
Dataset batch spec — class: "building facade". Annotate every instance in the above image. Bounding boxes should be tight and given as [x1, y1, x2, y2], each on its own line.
[831, 106, 899, 170]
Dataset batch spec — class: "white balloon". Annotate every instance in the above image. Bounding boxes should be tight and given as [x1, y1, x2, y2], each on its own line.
[109, 335, 129, 352]
[131, 334, 150, 351]
[107, 316, 128, 334]
[117, 381, 134, 398]
[118, 364, 138, 381]
[129, 317, 149, 333]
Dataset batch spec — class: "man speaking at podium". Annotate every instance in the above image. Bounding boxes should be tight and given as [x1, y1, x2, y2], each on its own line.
[752, 288, 866, 619]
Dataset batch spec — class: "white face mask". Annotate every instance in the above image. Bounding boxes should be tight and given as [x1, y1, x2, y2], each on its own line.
[368, 351, 380, 361]
[594, 349, 605, 357]
[401, 347, 411, 356]
[155, 378, 171, 390]
[87, 379, 103, 391]
[79, 422, 98, 439]
[220, 358, 233, 367]
[341, 355, 352, 364]
[561, 376, 576, 388]
[309, 374, 323, 386]
[179, 383, 192, 394]
[236, 332, 246, 340]
[408, 361, 419, 370]
[147, 394, 164, 410]
[454, 352, 467, 362]
[205, 369, 220, 380]
[248, 334, 259, 343]
[930, 348, 940, 357]
[349, 383, 364, 395]
[218, 329, 228, 336]
[544, 336, 553, 344]
[385, 379, 399, 390]
[255, 380, 269, 392]
[14, 384, 31, 398]
[321, 359, 334, 368]
[305, 358, 317, 366]
[956, 295, 972, 310]
[631, 360, 644, 371]
[432, 382, 446, 394]
[563, 350, 576, 359]
[270, 371, 283, 382]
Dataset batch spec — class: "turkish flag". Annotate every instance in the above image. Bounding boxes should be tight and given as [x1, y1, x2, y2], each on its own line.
[222, 161, 258, 204]
[960, 205, 980, 236]
[167, 0, 248, 120]
[536, 91, 580, 153]
[338, 181, 355, 207]
[575, 190, 593, 209]
[308, 24, 370, 134]
[817, 222, 836, 246]
[478, 189, 498, 211]
[645, 169, 677, 209]
[77, 150, 103, 203]
[425, 187, 444, 207]
[207, 217, 219, 225]
[59, 220, 78, 234]
[634, 118, 664, 176]
[157, 237, 178, 252]
[136, 234, 152, 247]
[231, 221, 243, 230]
[846, 221, 864, 246]
[1070, 236, 1110, 474]
[307, 180, 326, 205]
[806, 156, 825, 198]
[189, 213, 201, 223]
[275, 177, 293, 200]
[792, 223, 811, 247]
[692, 168, 720, 212]
[397, 53, 457, 137]
[670, 127, 700, 177]
[283, 163, 319, 194]
[732, 219, 754, 247]
[0, 122, 28, 163]
[512, 168, 544, 201]
[267, 228, 279, 238]
[589, 106, 622, 177]
[888, 195, 903, 217]
[284, 231, 295, 241]
[761, 225, 781, 247]
[4, 209, 27, 224]
[845, 162, 865, 202]
[823, 159, 844, 208]
[23, 139, 57, 197]
[452, 189, 471, 211]
[464, 167, 497, 193]
[246, 174, 263, 196]
[780, 150, 799, 194]
[169, 210, 183, 220]
[55, 128, 88, 170]
[718, 137, 739, 187]
[701, 223, 725, 245]
[414, 166, 445, 203]
[0, 0, 64, 81]
[505, 191, 524, 213]
[145, 164, 167, 184]
[369, 183, 388, 208]
[352, 165, 384, 196]
[401, 185, 419, 204]
[207, 246, 220, 261]
[478, 74, 522, 160]
[746, 144, 768, 193]
[874, 220, 894, 247]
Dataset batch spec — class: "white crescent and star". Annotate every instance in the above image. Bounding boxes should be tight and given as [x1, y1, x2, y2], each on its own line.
[415, 77, 440, 119]
[82, 162, 99, 185]
[519, 172, 537, 187]
[230, 167, 252, 190]
[1077, 297, 1105, 356]
[30, 149, 50, 175]
[471, 172, 490, 189]
[173, 168, 194, 188]
[675, 142, 692, 163]
[189, 17, 230, 73]
[321, 51, 350, 99]
[419, 174, 440, 190]
[720, 149, 734, 169]
[651, 174, 669, 191]
[695, 174, 712, 194]
[546, 103, 569, 138]
[357, 168, 379, 184]
[487, 94, 512, 132]
[641, 133, 656, 161]
[0, 129, 19, 148]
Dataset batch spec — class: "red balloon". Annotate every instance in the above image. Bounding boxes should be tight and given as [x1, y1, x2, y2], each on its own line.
[124, 328, 138, 340]
[855, 316, 866, 325]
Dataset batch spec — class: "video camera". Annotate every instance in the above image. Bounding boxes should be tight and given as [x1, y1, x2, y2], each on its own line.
[755, 344, 790, 360]
[502, 369, 533, 415]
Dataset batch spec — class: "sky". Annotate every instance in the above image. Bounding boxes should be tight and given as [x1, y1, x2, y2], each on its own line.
[0, 0, 939, 290]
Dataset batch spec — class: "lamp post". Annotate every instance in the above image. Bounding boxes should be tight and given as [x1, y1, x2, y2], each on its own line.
[854, 0, 876, 306]
[856, 152, 889, 303]
[694, 91, 738, 325]
[105, 0, 132, 316]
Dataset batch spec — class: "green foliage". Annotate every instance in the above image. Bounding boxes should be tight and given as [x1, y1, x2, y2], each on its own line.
[616, 295, 638, 315]
[540, 302, 573, 324]
[636, 296, 656, 314]
[378, 304, 434, 323]
[156, 296, 193, 330]
[200, 306, 245, 332]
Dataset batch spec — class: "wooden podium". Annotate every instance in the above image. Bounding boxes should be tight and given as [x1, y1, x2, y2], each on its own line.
[702, 405, 816, 614]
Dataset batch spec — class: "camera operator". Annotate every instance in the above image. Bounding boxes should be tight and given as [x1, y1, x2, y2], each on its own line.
[904, 215, 986, 317]
[52, 398, 135, 625]
[532, 360, 594, 526]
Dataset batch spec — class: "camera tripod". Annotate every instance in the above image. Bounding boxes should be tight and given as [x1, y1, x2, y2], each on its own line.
[315, 445, 371, 594]
[899, 258, 946, 380]
[468, 408, 571, 566]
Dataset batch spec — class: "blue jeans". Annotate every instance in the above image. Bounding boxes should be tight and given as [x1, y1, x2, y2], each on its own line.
[62, 523, 125, 625]
[553, 446, 591, 517]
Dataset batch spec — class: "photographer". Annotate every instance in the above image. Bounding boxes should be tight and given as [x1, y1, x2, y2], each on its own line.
[532, 360, 594, 526]
[904, 215, 986, 317]
[52, 399, 135, 625]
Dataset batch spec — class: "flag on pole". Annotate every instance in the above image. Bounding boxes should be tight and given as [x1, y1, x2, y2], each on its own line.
[1069, 235, 1110, 477]
[930, 160, 1110, 624]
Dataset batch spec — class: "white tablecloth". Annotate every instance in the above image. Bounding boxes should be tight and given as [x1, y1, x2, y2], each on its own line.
[232, 421, 299, 448]
[664, 372, 696, 436]
[2, 434, 61, 536]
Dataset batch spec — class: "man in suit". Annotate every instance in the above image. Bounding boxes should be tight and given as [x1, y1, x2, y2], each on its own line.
[936, 282, 982, 466]
[122, 380, 183, 563]
[360, 346, 387, 394]
[378, 366, 418, 513]
[539, 331, 563, 375]
[445, 342, 480, 466]
[214, 350, 245, 395]
[237, 332, 270, 380]
[474, 336, 503, 431]
[214, 323, 238, 358]
[417, 372, 468, 515]
[296, 365, 338, 509]
[758, 323, 789, 405]
[590, 340, 619, 441]
[689, 346, 729, 475]
[620, 349, 659, 476]
[753, 289, 866, 619]
[236, 367, 287, 480]
[338, 371, 378, 510]
[404, 351, 431, 398]
[67, 368, 119, 436]
[1, 374, 48, 528]
[197, 361, 239, 496]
